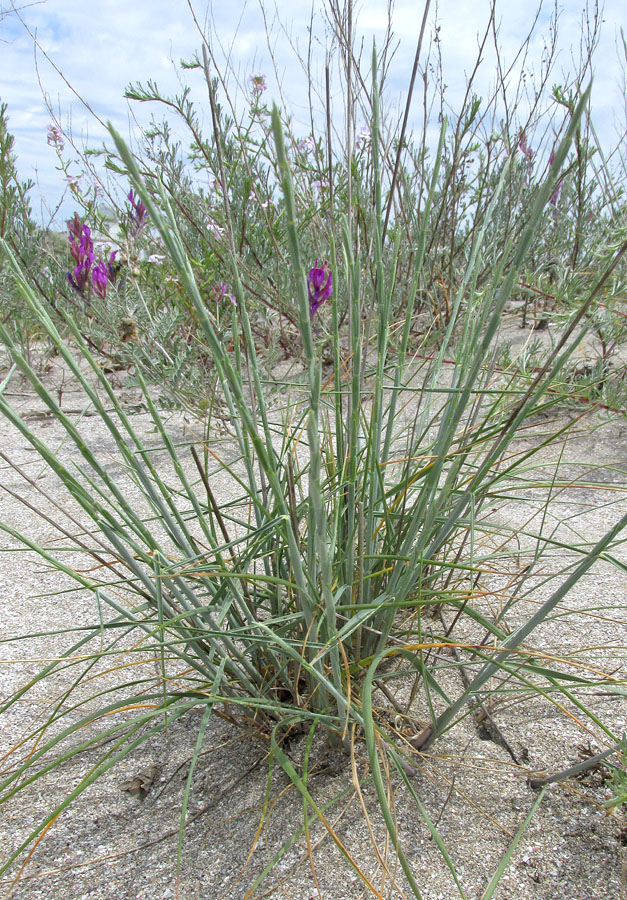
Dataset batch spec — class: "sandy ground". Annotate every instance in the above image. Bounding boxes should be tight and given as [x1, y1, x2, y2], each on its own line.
[0, 344, 625, 900]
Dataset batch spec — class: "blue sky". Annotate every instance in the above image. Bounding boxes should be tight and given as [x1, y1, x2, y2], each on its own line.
[1, 0, 625, 226]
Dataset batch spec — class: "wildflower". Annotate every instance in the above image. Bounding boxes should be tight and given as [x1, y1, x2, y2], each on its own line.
[67, 215, 94, 294]
[207, 222, 225, 240]
[91, 260, 109, 299]
[128, 189, 148, 233]
[518, 130, 534, 162]
[66, 215, 118, 298]
[296, 136, 315, 155]
[47, 123, 64, 152]
[68, 215, 94, 263]
[212, 282, 236, 307]
[249, 74, 267, 96]
[307, 260, 332, 319]
[91, 251, 118, 300]
[67, 213, 82, 242]
[68, 259, 92, 294]
[106, 249, 118, 278]
[356, 126, 371, 151]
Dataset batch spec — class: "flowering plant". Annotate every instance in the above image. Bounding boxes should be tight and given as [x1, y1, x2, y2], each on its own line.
[249, 73, 267, 95]
[307, 260, 332, 319]
[66, 212, 118, 299]
[128, 189, 148, 234]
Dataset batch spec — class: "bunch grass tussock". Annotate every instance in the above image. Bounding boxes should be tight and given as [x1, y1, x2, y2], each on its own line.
[1, 2, 626, 897]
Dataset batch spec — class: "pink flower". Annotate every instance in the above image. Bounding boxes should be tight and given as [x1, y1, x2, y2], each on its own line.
[249, 74, 267, 95]
[47, 123, 64, 152]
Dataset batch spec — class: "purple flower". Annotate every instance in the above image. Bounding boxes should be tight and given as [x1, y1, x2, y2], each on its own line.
[91, 260, 109, 299]
[91, 250, 119, 300]
[67, 215, 94, 294]
[107, 250, 118, 278]
[212, 281, 236, 307]
[67, 214, 93, 259]
[307, 260, 332, 319]
[249, 74, 267, 95]
[68, 260, 92, 294]
[128, 189, 148, 233]
[66, 215, 118, 298]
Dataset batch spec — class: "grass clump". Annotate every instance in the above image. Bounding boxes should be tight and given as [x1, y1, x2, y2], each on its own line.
[0, 3, 626, 897]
